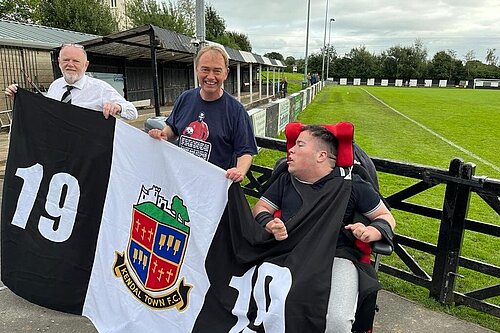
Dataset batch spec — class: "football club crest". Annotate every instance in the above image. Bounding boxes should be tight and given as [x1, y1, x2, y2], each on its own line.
[113, 185, 192, 311]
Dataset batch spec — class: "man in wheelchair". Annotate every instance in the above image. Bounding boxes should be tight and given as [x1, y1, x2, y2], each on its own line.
[252, 124, 395, 333]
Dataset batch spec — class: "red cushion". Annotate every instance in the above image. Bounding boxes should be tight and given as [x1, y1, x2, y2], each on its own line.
[284, 122, 302, 153]
[284, 122, 354, 167]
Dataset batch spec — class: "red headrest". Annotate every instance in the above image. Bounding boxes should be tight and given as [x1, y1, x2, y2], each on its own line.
[284, 122, 354, 167]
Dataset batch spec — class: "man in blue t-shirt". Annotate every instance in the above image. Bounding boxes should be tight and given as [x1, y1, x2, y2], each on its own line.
[148, 45, 258, 182]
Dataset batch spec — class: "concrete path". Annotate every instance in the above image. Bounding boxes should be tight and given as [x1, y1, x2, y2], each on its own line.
[0, 284, 495, 333]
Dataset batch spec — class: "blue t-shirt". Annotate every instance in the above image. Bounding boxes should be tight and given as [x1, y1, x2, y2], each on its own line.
[166, 88, 258, 170]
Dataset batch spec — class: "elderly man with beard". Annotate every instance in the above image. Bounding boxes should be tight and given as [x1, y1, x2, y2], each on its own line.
[5, 43, 137, 120]
[148, 45, 257, 183]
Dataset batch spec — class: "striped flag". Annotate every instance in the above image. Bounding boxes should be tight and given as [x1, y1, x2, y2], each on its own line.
[1, 89, 350, 333]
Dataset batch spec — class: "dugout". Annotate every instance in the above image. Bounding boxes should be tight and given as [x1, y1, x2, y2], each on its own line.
[62, 24, 286, 116]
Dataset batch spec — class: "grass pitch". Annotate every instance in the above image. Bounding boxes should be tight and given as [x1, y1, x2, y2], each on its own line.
[253, 84, 500, 331]
[300, 85, 500, 178]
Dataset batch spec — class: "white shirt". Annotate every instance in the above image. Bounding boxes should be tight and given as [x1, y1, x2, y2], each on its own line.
[46, 75, 138, 120]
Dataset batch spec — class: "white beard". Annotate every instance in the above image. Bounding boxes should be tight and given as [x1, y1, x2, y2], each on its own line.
[63, 71, 83, 85]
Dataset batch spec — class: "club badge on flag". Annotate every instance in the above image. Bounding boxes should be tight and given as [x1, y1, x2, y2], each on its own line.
[112, 184, 193, 311]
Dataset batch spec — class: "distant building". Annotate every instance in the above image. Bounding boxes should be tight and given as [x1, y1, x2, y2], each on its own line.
[107, 0, 132, 30]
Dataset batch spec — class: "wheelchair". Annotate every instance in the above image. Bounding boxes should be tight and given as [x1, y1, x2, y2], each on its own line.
[262, 121, 394, 333]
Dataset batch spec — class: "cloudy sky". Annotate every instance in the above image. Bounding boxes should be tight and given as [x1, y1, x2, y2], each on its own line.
[209, 0, 500, 61]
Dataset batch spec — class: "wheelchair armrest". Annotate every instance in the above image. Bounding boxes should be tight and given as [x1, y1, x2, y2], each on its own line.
[371, 240, 393, 256]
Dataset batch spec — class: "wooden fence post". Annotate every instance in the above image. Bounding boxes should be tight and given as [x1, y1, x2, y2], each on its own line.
[430, 158, 475, 304]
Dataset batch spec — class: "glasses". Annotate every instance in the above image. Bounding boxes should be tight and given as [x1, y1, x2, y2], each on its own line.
[61, 43, 84, 49]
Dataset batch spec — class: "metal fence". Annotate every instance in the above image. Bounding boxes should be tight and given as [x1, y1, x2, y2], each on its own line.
[0, 46, 53, 112]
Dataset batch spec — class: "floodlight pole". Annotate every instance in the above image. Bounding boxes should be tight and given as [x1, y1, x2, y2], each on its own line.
[195, 0, 205, 46]
[326, 18, 335, 81]
[194, 0, 205, 87]
[303, 0, 311, 86]
[321, 0, 329, 82]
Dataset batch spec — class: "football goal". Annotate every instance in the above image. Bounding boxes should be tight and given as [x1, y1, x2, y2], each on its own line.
[473, 78, 500, 89]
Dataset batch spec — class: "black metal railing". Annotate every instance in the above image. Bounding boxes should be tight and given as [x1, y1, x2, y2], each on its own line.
[242, 136, 500, 318]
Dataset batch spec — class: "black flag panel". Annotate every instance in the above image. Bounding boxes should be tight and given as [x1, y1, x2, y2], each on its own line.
[194, 179, 350, 333]
[1, 88, 115, 314]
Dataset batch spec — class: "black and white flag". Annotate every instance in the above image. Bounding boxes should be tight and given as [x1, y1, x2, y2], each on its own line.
[1, 89, 350, 333]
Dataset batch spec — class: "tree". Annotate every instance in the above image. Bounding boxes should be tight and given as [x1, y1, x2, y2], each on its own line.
[295, 58, 306, 74]
[428, 50, 464, 81]
[464, 50, 475, 63]
[171, 196, 189, 224]
[225, 31, 252, 51]
[345, 45, 378, 78]
[486, 48, 498, 67]
[467, 60, 500, 79]
[263, 52, 284, 62]
[380, 54, 398, 78]
[288, 40, 500, 81]
[464, 60, 484, 79]
[37, 0, 118, 35]
[384, 42, 428, 80]
[213, 31, 252, 51]
[462, 50, 476, 79]
[0, 0, 40, 23]
[324, 45, 337, 72]
[212, 33, 239, 49]
[282, 56, 295, 72]
[126, 0, 193, 35]
[412, 39, 429, 78]
[205, 5, 225, 42]
[330, 56, 352, 78]
[304, 52, 323, 74]
[177, 0, 195, 33]
[429, 51, 452, 79]
[285, 56, 296, 66]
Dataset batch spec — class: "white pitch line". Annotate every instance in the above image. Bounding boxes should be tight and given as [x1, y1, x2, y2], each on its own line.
[361, 88, 500, 173]
[0, 286, 8, 291]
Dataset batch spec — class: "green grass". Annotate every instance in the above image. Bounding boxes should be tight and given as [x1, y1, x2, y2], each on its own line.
[298, 85, 500, 177]
[260, 71, 306, 95]
[251, 85, 500, 331]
